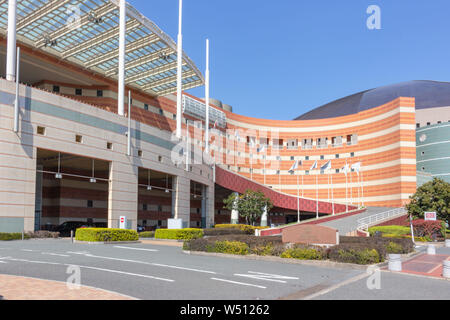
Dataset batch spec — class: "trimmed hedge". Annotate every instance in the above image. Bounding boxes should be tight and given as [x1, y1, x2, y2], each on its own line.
[329, 245, 381, 265]
[281, 247, 326, 260]
[214, 224, 255, 234]
[155, 228, 203, 240]
[26, 231, 60, 239]
[213, 241, 249, 255]
[75, 228, 139, 242]
[0, 233, 30, 241]
[139, 231, 155, 238]
[340, 236, 414, 255]
[203, 228, 247, 236]
[369, 226, 411, 237]
[184, 235, 286, 256]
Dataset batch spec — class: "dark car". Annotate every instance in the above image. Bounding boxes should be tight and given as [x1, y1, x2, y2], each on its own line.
[54, 221, 90, 237]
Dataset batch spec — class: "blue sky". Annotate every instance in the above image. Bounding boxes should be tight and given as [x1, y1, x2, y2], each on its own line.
[132, 0, 450, 120]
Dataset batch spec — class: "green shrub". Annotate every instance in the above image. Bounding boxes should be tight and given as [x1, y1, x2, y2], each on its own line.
[184, 235, 286, 256]
[281, 247, 325, 260]
[203, 228, 247, 236]
[0, 233, 30, 241]
[139, 231, 155, 238]
[213, 241, 249, 255]
[26, 231, 59, 239]
[340, 236, 414, 255]
[75, 228, 139, 242]
[369, 226, 411, 237]
[155, 228, 203, 240]
[328, 244, 382, 265]
[386, 242, 403, 254]
[214, 224, 255, 234]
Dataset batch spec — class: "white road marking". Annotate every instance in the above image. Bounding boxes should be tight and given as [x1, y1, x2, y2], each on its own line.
[0, 261, 6, 263]
[151, 263, 216, 274]
[79, 253, 216, 274]
[113, 246, 158, 252]
[42, 252, 70, 257]
[211, 278, 267, 289]
[75, 265, 174, 283]
[234, 271, 300, 283]
[66, 251, 90, 255]
[21, 249, 35, 252]
[0, 257, 174, 283]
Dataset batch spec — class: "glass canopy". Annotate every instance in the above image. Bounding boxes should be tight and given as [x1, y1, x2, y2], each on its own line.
[0, 0, 204, 96]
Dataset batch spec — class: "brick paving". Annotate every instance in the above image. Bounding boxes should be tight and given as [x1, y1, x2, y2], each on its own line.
[385, 253, 450, 279]
[0, 275, 135, 300]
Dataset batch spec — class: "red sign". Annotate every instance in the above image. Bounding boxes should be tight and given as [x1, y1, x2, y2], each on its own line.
[120, 217, 125, 223]
[425, 212, 437, 221]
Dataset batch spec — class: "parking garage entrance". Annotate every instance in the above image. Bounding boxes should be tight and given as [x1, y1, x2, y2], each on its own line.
[35, 149, 110, 233]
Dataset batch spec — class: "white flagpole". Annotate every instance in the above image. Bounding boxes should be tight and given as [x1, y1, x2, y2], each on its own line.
[358, 170, 361, 208]
[118, 0, 126, 116]
[264, 147, 267, 185]
[127, 90, 131, 156]
[316, 172, 319, 219]
[205, 39, 210, 154]
[361, 168, 365, 207]
[297, 174, 300, 223]
[350, 166, 353, 205]
[331, 173, 335, 215]
[13, 46, 20, 133]
[345, 167, 348, 212]
[176, 0, 183, 139]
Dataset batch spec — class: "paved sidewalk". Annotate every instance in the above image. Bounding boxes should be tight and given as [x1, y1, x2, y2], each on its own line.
[0, 275, 135, 300]
[400, 253, 450, 279]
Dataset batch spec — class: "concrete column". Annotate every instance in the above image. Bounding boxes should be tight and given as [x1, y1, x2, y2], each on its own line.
[206, 184, 215, 228]
[261, 205, 268, 227]
[175, 0, 183, 138]
[6, 0, 17, 82]
[231, 192, 239, 224]
[173, 175, 190, 228]
[108, 161, 138, 230]
[201, 185, 207, 228]
[117, 0, 126, 116]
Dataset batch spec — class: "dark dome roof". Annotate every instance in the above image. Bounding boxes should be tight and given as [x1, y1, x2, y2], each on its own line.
[295, 80, 450, 120]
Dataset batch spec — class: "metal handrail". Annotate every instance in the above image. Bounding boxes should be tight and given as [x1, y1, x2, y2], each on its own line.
[357, 208, 407, 231]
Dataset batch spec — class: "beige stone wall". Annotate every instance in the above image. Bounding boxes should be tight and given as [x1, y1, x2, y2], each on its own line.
[0, 79, 214, 232]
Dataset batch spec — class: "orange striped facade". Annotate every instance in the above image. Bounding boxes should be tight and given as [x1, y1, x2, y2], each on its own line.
[9, 40, 417, 209]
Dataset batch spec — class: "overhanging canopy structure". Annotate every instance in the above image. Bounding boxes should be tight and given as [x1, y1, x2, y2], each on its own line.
[0, 0, 204, 96]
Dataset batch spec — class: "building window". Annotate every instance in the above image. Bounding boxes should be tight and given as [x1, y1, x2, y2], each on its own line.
[173, 114, 176, 120]
[53, 85, 60, 93]
[427, 122, 431, 126]
[75, 88, 82, 96]
[290, 156, 295, 161]
[158, 156, 163, 163]
[97, 90, 103, 97]
[158, 205, 162, 212]
[416, 123, 420, 128]
[350, 152, 355, 157]
[320, 155, 325, 160]
[335, 154, 340, 159]
[305, 156, 310, 161]
[138, 150, 143, 157]
[144, 104, 149, 110]
[75, 135, 83, 143]
[143, 204, 148, 211]
[37, 126, 46, 135]
[159, 109, 164, 115]
[336, 169, 340, 174]
[87, 200, 93, 208]
[107, 142, 113, 150]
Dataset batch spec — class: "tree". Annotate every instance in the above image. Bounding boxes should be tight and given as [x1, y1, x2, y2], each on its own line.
[223, 190, 273, 226]
[406, 178, 450, 222]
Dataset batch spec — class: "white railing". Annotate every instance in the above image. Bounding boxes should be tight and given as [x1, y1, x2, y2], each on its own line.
[357, 208, 407, 231]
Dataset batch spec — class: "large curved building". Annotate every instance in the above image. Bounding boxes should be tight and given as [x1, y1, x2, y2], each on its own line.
[0, 0, 448, 233]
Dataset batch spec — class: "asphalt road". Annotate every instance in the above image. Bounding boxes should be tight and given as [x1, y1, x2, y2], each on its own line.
[0, 239, 449, 300]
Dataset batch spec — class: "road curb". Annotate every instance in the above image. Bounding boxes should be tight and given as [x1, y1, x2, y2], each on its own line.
[183, 250, 380, 271]
[73, 240, 141, 245]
